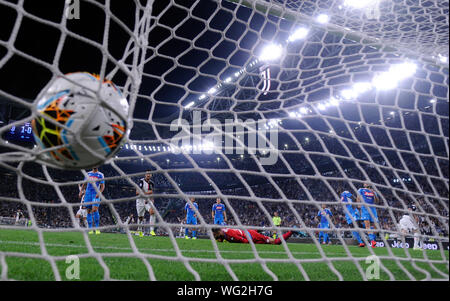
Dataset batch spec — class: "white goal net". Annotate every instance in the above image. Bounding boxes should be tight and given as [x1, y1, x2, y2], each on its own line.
[0, 0, 448, 281]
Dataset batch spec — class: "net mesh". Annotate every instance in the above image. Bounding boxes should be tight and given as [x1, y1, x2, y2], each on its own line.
[0, 0, 448, 281]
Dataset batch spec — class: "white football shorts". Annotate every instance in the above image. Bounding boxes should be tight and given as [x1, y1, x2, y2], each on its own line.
[76, 208, 87, 218]
[399, 215, 417, 232]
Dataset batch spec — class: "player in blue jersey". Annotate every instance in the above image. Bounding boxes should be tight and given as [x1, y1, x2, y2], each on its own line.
[211, 198, 227, 225]
[317, 204, 334, 245]
[356, 183, 380, 248]
[184, 198, 199, 239]
[79, 167, 105, 235]
[339, 188, 366, 247]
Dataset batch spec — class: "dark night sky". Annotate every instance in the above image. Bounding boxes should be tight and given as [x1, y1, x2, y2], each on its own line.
[0, 0, 269, 121]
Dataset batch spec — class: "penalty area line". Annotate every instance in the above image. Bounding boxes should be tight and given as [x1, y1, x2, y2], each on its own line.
[0, 239, 346, 256]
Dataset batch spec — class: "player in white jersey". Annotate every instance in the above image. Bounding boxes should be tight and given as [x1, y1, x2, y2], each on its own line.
[136, 170, 155, 237]
[15, 210, 24, 225]
[75, 184, 88, 228]
[123, 214, 135, 233]
[124, 214, 135, 225]
[177, 216, 185, 238]
[398, 204, 422, 250]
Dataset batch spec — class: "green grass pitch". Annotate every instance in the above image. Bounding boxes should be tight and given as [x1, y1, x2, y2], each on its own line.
[0, 229, 448, 281]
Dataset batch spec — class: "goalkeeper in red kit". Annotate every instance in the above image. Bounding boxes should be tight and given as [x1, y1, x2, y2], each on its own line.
[212, 228, 294, 244]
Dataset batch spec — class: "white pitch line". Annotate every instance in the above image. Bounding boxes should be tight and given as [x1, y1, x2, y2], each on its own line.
[0, 240, 346, 256]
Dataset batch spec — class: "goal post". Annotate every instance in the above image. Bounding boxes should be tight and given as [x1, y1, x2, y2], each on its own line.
[0, 0, 448, 281]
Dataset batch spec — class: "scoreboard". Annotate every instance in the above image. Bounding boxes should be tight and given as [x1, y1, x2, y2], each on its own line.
[4, 121, 35, 142]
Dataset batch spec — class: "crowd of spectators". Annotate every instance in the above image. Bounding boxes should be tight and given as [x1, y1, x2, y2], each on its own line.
[0, 165, 448, 240]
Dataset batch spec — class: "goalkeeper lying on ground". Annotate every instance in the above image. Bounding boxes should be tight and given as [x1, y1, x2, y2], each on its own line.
[212, 228, 293, 244]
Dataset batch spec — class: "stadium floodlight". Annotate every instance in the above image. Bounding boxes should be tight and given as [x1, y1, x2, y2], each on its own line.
[372, 62, 418, 91]
[372, 73, 398, 90]
[288, 27, 309, 42]
[125, 144, 129, 149]
[390, 111, 396, 116]
[289, 112, 296, 117]
[317, 103, 326, 111]
[343, 0, 377, 9]
[352, 82, 372, 94]
[388, 62, 417, 80]
[371, 63, 417, 91]
[372, 63, 416, 91]
[316, 14, 329, 24]
[299, 107, 308, 114]
[225, 77, 232, 83]
[438, 54, 448, 63]
[328, 97, 339, 106]
[184, 101, 195, 109]
[199, 94, 206, 100]
[340, 89, 357, 100]
[202, 141, 214, 150]
[430, 99, 437, 103]
[259, 44, 283, 61]
[208, 87, 217, 94]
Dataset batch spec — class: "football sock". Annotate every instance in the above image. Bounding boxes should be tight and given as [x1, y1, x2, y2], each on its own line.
[414, 232, 421, 248]
[352, 231, 363, 244]
[87, 213, 93, 228]
[137, 219, 142, 232]
[274, 231, 293, 245]
[93, 211, 100, 228]
[185, 228, 189, 237]
[149, 214, 155, 231]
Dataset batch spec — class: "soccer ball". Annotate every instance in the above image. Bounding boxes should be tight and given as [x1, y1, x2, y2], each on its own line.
[32, 72, 129, 169]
